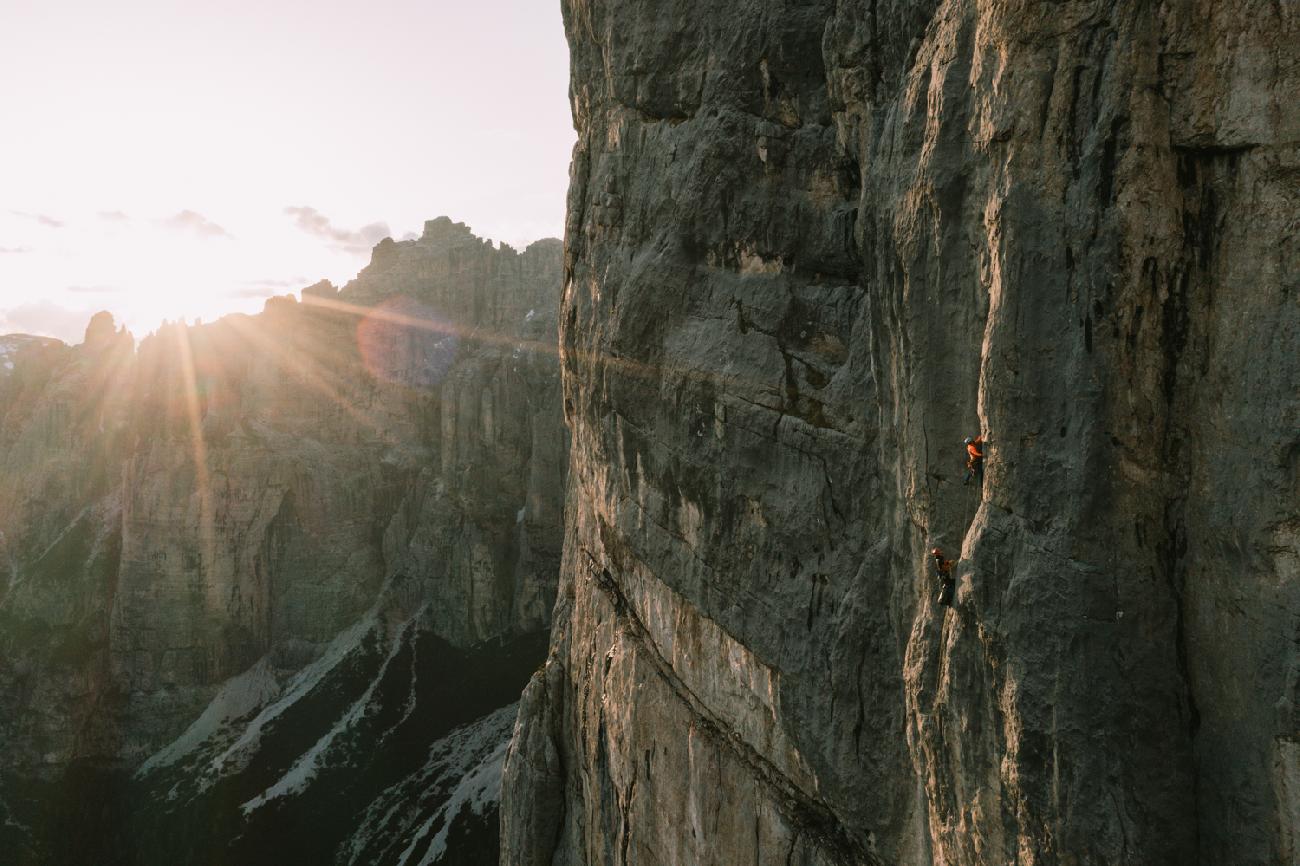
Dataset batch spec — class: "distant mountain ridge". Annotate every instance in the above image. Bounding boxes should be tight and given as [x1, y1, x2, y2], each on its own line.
[0, 218, 565, 865]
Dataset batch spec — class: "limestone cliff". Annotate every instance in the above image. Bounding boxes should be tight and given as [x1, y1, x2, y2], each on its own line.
[0, 219, 565, 864]
[501, 3, 1297, 865]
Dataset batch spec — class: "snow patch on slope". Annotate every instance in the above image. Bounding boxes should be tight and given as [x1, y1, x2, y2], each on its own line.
[0, 338, 19, 375]
[0, 334, 60, 377]
[138, 659, 281, 776]
[133, 614, 385, 805]
[342, 702, 518, 866]
[409, 738, 507, 865]
[240, 618, 414, 813]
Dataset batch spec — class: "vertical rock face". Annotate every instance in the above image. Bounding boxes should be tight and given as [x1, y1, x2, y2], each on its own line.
[0, 220, 566, 864]
[502, 3, 1297, 865]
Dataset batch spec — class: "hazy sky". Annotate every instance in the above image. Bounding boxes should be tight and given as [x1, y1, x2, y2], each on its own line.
[0, 0, 573, 343]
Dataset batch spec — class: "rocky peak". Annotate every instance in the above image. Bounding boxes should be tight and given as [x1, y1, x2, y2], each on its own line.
[341, 223, 563, 338]
[300, 278, 338, 300]
[368, 235, 401, 269]
[81, 311, 118, 347]
[420, 215, 474, 244]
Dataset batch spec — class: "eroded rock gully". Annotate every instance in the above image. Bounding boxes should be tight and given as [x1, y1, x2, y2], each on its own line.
[501, 2, 1298, 864]
[0, 220, 566, 864]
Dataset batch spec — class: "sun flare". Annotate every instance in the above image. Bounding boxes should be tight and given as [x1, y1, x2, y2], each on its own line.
[0, 0, 572, 344]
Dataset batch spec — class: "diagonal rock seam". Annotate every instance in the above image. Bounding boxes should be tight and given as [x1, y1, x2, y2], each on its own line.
[580, 547, 881, 866]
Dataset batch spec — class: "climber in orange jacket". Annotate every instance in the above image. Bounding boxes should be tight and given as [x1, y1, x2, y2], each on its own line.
[962, 434, 985, 486]
[931, 547, 956, 608]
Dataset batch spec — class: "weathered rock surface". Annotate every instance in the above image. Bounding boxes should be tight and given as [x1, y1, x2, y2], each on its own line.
[502, 3, 1298, 865]
[0, 219, 565, 864]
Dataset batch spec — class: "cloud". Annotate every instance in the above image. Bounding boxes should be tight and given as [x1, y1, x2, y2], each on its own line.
[242, 276, 307, 289]
[159, 209, 232, 238]
[283, 206, 390, 254]
[0, 300, 100, 343]
[226, 276, 309, 299]
[226, 287, 281, 299]
[0, 245, 33, 254]
[98, 210, 130, 222]
[9, 210, 64, 229]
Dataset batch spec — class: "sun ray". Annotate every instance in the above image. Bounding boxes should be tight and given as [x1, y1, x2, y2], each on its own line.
[84, 337, 132, 434]
[300, 293, 555, 356]
[222, 313, 398, 443]
[172, 323, 217, 576]
[299, 293, 789, 409]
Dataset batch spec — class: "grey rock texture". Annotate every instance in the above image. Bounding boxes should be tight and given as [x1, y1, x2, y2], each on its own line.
[0, 220, 565, 864]
[501, 2, 1298, 865]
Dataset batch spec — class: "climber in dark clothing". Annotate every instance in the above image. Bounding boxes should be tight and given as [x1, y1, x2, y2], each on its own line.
[962, 435, 985, 486]
[931, 547, 956, 608]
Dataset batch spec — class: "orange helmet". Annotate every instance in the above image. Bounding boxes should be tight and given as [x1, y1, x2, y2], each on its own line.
[930, 547, 942, 556]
